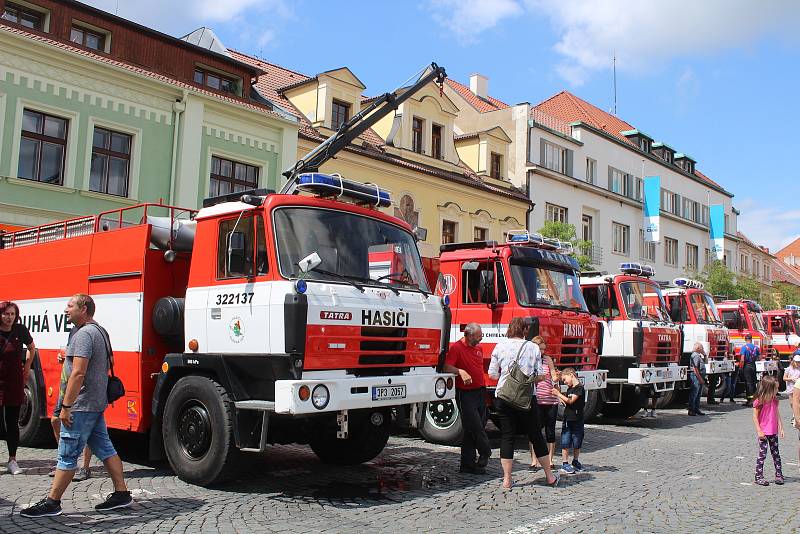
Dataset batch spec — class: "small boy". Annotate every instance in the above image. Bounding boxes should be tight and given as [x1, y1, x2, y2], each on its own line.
[552, 367, 585, 474]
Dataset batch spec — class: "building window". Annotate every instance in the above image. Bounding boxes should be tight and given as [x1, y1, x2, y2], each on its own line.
[490, 152, 502, 179]
[582, 214, 593, 241]
[2, 2, 44, 30]
[740, 254, 748, 273]
[412, 117, 424, 154]
[725, 249, 732, 269]
[686, 243, 699, 271]
[90, 127, 131, 197]
[194, 68, 237, 94]
[661, 190, 681, 216]
[331, 100, 350, 131]
[543, 140, 566, 173]
[18, 109, 67, 185]
[752, 258, 758, 277]
[473, 227, 487, 241]
[634, 177, 643, 201]
[639, 229, 656, 262]
[608, 167, 625, 194]
[70, 25, 106, 51]
[765, 264, 770, 281]
[431, 124, 443, 159]
[546, 203, 568, 224]
[665, 237, 678, 266]
[585, 158, 596, 184]
[442, 220, 457, 244]
[612, 222, 630, 255]
[639, 138, 651, 152]
[705, 248, 712, 266]
[210, 156, 259, 197]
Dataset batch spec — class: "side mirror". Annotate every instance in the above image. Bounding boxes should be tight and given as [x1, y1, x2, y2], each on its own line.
[461, 261, 479, 271]
[298, 252, 322, 273]
[227, 231, 247, 274]
[412, 226, 428, 242]
[479, 270, 496, 305]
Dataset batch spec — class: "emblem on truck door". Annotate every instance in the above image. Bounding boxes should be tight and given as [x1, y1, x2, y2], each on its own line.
[229, 316, 245, 343]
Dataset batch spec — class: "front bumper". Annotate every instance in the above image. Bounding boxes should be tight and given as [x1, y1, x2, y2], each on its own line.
[577, 369, 608, 390]
[706, 359, 736, 374]
[626, 363, 688, 386]
[756, 360, 780, 375]
[274, 372, 455, 415]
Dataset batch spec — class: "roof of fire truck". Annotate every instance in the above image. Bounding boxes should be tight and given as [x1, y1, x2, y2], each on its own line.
[716, 299, 763, 312]
[437, 230, 580, 270]
[662, 278, 708, 295]
[580, 262, 658, 286]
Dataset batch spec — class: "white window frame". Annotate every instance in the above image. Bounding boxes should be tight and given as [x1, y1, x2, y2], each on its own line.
[585, 158, 596, 184]
[612, 222, 630, 256]
[543, 140, 566, 173]
[609, 167, 624, 194]
[686, 243, 698, 271]
[545, 203, 568, 224]
[665, 237, 678, 266]
[639, 229, 656, 262]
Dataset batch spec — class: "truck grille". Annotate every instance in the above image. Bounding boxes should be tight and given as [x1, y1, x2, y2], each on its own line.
[557, 337, 587, 366]
[656, 341, 673, 361]
[359, 326, 406, 365]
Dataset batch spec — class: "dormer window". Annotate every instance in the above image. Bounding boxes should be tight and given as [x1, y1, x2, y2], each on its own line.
[490, 152, 502, 179]
[2, 2, 44, 30]
[431, 124, 443, 159]
[331, 100, 350, 130]
[639, 138, 650, 152]
[412, 117, 424, 154]
[622, 129, 653, 155]
[70, 24, 106, 51]
[194, 67, 238, 95]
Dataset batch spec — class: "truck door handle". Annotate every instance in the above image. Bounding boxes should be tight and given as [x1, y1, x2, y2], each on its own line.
[211, 308, 221, 320]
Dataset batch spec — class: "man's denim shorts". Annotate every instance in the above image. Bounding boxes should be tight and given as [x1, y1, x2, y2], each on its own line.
[57, 411, 117, 470]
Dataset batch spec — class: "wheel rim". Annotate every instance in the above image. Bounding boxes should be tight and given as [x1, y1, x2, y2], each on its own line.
[177, 400, 212, 460]
[425, 400, 459, 430]
[18, 385, 33, 429]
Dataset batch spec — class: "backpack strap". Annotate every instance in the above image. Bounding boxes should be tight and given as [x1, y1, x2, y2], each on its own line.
[87, 322, 115, 377]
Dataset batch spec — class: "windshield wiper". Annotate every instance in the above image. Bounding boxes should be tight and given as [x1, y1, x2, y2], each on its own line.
[307, 267, 366, 293]
[351, 275, 400, 296]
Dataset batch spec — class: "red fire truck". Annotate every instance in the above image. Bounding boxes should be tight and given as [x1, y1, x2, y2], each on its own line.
[414, 231, 606, 443]
[662, 278, 733, 402]
[4, 63, 455, 486]
[717, 299, 779, 387]
[763, 306, 800, 367]
[580, 264, 685, 418]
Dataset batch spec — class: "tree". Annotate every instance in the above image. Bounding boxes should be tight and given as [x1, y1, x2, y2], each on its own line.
[536, 221, 595, 271]
[698, 260, 780, 308]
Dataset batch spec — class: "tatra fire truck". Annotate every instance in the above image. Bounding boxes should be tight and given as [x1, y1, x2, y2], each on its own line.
[662, 278, 733, 402]
[763, 305, 800, 367]
[415, 231, 607, 443]
[717, 299, 779, 385]
[580, 263, 685, 418]
[2, 63, 455, 486]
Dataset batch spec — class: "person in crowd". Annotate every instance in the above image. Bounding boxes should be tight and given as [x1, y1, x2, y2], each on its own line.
[725, 356, 739, 404]
[50, 342, 92, 482]
[442, 322, 491, 475]
[751, 375, 784, 486]
[0, 301, 36, 475]
[21, 294, 131, 518]
[784, 353, 800, 455]
[642, 389, 660, 418]
[688, 342, 706, 416]
[530, 335, 560, 471]
[552, 368, 585, 474]
[489, 317, 558, 489]
[741, 334, 760, 407]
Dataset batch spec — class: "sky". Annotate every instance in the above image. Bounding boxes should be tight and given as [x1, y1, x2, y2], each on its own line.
[83, 0, 800, 253]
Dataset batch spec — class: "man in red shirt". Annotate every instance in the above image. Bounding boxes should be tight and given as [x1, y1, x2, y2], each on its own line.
[443, 322, 491, 474]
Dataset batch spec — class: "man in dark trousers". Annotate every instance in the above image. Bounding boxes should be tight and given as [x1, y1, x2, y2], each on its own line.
[443, 322, 491, 475]
[740, 334, 761, 407]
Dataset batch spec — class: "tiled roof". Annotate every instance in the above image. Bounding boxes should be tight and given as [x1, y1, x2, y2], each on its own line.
[771, 257, 800, 286]
[533, 91, 724, 191]
[229, 51, 529, 204]
[0, 23, 293, 123]
[736, 231, 775, 257]
[776, 237, 800, 260]
[445, 78, 509, 113]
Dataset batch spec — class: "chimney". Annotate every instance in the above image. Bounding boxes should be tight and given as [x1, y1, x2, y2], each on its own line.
[469, 73, 488, 99]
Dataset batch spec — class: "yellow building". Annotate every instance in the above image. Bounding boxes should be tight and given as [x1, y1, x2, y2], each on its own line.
[231, 52, 531, 258]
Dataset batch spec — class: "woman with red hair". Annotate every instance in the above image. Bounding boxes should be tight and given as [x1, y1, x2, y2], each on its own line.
[0, 301, 36, 475]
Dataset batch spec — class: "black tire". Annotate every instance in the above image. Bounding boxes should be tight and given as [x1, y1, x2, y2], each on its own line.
[310, 411, 391, 465]
[701, 375, 728, 398]
[656, 390, 675, 408]
[162, 375, 240, 486]
[417, 400, 464, 445]
[599, 392, 642, 419]
[18, 372, 51, 446]
[582, 390, 600, 421]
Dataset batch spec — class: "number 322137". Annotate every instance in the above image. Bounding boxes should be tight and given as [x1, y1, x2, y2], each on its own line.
[215, 292, 254, 305]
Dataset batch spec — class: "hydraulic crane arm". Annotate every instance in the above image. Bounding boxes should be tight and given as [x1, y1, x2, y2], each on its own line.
[280, 62, 447, 193]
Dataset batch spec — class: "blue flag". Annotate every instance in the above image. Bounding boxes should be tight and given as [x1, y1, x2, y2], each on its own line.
[643, 176, 660, 243]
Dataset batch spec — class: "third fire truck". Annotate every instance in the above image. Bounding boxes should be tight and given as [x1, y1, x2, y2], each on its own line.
[717, 299, 779, 386]
[580, 263, 685, 418]
[763, 305, 800, 368]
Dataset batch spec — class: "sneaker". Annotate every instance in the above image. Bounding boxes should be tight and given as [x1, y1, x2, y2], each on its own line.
[95, 491, 133, 511]
[648, 411, 657, 418]
[754, 478, 769, 486]
[560, 462, 575, 474]
[73, 468, 90, 482]
[572, 459, 585, 472]
[775, 476, 785, 485]
[20, 498, 62, 518]
[7, 460, 22, 475]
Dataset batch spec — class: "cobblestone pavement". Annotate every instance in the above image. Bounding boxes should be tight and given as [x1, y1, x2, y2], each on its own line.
[1, 398, 798, 533]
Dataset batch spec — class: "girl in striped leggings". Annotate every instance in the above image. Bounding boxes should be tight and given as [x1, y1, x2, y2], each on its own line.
[752, 375, 784, 486]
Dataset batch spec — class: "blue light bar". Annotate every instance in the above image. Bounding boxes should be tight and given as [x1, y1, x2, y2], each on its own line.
[296, 173, 391, 208]
[786, 304, 800, 311]
[620, 262, 655, 277]
[673, 277, 704, 289]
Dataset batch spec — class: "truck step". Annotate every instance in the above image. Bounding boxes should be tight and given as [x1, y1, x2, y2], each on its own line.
[234, 400, 276, 412]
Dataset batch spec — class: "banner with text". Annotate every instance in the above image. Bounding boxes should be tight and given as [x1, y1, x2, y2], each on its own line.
[643, 176, 661, 243]
[709, 204, 725, 261]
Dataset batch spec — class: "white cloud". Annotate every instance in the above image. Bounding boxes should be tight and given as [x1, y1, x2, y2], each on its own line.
[526, 0, 800, 86]
[425, 0, 523, 42]
[736, 197, 800, 254]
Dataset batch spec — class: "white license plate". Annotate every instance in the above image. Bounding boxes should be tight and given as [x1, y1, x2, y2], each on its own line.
[372, 385, 406, 401]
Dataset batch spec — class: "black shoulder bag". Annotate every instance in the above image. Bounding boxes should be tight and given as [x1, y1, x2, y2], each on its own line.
[89, 323, 125, 404]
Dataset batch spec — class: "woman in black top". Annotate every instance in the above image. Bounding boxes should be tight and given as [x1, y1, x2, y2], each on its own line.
[0, 301, 36, 475]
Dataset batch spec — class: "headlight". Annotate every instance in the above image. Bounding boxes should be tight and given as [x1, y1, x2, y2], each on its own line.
[311, 385, 330, 410]
[435, 377, 447, 398]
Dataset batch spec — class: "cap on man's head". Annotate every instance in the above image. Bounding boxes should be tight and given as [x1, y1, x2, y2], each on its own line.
[793, 355, 800, 362]
[745, 334, 753, 340]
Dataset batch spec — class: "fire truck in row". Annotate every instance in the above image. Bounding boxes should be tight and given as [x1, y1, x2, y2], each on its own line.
[718, 299, 779, 388]
[581, 264, 685, 419]
[415, 231, 607, 443]
[5, 64, 456, 486]
[764, 305, 800, 367]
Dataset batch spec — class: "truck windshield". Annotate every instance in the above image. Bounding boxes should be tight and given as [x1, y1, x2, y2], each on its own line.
[274, 207, 430, 292]
[510, 263, 587, 311]
[689, 292, 722, 324]
[620, 281, 670, 321]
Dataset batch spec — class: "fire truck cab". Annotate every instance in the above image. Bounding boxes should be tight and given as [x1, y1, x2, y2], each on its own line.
[416, 230, 606, 444]
[580, 263, 685, 419]
[717, 299, 779, 380]
[1, 174, 453, 486]
[763, 305, 800, 367]
[662, 278, 733, 400]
